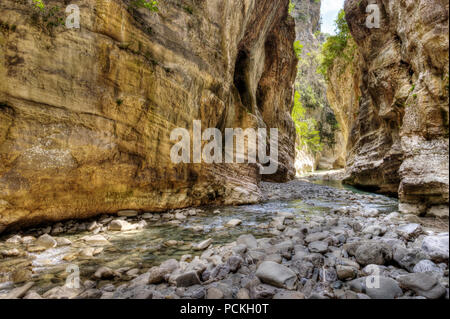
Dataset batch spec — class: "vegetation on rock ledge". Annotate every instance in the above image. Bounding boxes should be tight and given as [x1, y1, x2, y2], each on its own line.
[318, 9, 356, 80]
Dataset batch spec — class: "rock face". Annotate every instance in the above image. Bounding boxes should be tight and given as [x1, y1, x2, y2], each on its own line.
[327, 0, 449, 216]
[291, 0, 345, 174]
[0, 0, 297, 230]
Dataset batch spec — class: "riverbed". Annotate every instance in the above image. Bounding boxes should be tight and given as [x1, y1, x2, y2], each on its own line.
[0, 179, 448, 299]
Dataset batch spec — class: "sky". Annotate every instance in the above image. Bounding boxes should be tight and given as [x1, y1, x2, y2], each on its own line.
[321, 0, 345, 35]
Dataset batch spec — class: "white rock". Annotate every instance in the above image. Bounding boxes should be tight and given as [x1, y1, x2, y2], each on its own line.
[422, 233, 449, 263]
[6, 235, 22, 244]
[193, 238, 213, 251]
[427, 205, 449, 218]
[108, 220, 135, 231]
[55, 237, 72, 246]
[175, 212, 187, 221]
[81, 235, 110, 246]
[35, 234, 57, 249]
[397, 223, 422, 240]
[226, 219, 242, 227]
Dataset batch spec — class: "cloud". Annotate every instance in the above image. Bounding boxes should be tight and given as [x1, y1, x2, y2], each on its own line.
[321, 0, 345, 14]
[321, 0, 345, 34]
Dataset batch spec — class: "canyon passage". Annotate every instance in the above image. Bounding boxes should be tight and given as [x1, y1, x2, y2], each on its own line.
[0, 0, 448, 300]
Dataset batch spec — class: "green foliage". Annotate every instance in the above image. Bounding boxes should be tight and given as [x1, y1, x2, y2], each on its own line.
[32, 0, 45, 11]
[318, 9, 355, 80]
[288, 1, 295, 15]
[300, 85, 320, 109]
[183, 6, 193, 14]
[326, 112, 339, 128]
[292, 91, 323, 153]
[132, 0, 159, 12]
[30, 1, 65, 32]
[293, 40, 303, 59]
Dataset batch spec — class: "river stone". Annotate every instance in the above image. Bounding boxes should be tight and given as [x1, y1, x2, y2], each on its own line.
[159, 259, 179, 275]
[362, 224, 387, 237]
[80, 247, 96, 257]
[236, 234, 257, 249]
[6, 235, 22, 244]
[355, 242, 393, 266]
[81, 235, 110, 246]
[227, 256, 243, 272]
[109, 220, 136, 231]
[305, 231, 329, 243]
[1, 282, 34, 299]
[76, 289, 103, 299]
[191, 225, 204, 232]
[117, 210, 138, 217]
[175, 271, 201, 287]
[147, 267, 164, 284]
[206, 287, 224, 299]
[94, 267, 117, 280]
[348, 276, 403, 299]
[421, 234, 449, 263]
[35, 234, 57, 249]
[427, 205, 449, 218]
[56, 237, 72, 246]
[21, 236, 35, 244]
[236, 288, 250, 299]
[175, 212, 187, 221]
[393, 245, 427, 272]
[336, 257, 361, 270]
[396, 223, 422, 240]
[23, 290, 43, 299]
[413, 260, 443, 274]
[250, 284, 277, 299]
[42, 286, 81, 299]
[11, 269, 32, 283]
[255, 261, 297, 290]
[273, 290, 305, 299]
[308, 241, 329, 254]
[397, 273, 446, 299]
[360, 208, 380, 217]
[247, 250, 266, 265]
[1, 248, 21, 257]
[226, 219, 242, 227]
[336, 265, 356, 280]
[274, 241, 294, 258]
[193, 238, 213, 251]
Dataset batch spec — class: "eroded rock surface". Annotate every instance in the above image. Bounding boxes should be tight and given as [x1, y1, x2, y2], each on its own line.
[327, 0, 449, 216]
[0, 0, 297, 230]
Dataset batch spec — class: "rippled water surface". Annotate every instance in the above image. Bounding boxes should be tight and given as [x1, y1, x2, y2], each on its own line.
[0, 182, 398, 294]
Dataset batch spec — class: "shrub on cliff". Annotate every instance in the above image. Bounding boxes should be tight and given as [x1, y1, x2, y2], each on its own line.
[318, 9, 355, 80]
[292, 91, 323, 153]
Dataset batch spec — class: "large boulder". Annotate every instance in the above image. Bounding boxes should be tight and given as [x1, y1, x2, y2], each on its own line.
[348, 276, 403, 299]
[354, 242, 393, 266]
[397, 273, 446, 299]
[421, 234, 449, 263]
[255, 261, 298, 290]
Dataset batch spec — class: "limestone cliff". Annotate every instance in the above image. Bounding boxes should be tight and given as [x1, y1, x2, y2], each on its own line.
[291, 0, 345, 175]
[328, 0, 449, 217]
[0, 0, 297, 231]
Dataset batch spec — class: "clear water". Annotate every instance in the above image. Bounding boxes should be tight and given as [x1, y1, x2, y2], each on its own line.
[0, 182, 398, 294]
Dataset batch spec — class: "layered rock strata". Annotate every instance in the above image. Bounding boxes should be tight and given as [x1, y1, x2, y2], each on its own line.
[0, 0, 297, 231]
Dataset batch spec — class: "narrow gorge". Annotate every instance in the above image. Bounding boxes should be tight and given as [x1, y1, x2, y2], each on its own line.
[0, 0, 448, 301]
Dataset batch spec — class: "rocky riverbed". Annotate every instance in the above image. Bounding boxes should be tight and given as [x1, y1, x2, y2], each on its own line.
[0, 180, 448, 299]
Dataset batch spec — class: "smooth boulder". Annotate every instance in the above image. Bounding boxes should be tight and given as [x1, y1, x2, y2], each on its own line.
[255, 261, 297, 290]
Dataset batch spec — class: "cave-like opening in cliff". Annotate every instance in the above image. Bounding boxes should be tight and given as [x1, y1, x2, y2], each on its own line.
[233, 50, 253, 112]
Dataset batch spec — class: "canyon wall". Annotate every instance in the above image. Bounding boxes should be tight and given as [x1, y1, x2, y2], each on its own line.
[292, 0, 345, 175]
[328, 0, 449, 216]
[0, 0, 297, 231]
